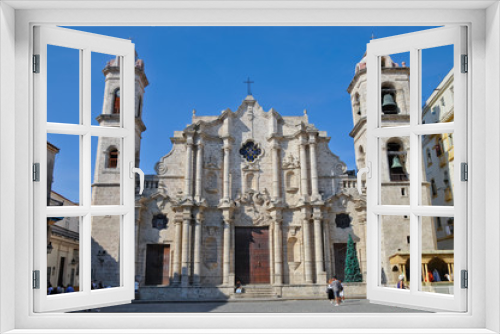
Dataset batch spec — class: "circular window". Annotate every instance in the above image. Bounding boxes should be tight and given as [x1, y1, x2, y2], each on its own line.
[239, 141, 262, 162]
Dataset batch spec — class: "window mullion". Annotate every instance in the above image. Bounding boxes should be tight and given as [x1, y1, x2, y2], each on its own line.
[82, 213, 91, 295]
[409, 47, 420, 295]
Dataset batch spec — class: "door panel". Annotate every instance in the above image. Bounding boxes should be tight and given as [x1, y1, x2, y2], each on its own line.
[145, 244, 170, 286]
[235, 227, 270, 284]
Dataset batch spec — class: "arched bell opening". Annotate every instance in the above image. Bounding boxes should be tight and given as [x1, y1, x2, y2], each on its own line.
[387, 140, 408, 181]
[381, 83, 398, 114]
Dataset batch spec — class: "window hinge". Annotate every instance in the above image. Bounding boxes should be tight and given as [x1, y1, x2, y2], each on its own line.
[461, 270, 468, 289]
[461, 162, 468, 181]
[461, 54, 468, 73]
[33, 163, 40, 182]
[33, 270, 40, 289]
[33, 54, 40, 73]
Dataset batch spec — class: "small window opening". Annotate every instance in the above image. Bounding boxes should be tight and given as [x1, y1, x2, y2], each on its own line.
[108, 149, 119, 168]
[431, 178, 438, 196]
[113, 88, 120, 114]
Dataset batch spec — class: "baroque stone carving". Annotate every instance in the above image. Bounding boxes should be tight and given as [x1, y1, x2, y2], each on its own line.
[235, 189, 272, 226]
[282, 153, 300, 169]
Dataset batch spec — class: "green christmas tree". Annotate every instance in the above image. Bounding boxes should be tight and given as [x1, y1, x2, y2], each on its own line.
[344, 234, 362, 282]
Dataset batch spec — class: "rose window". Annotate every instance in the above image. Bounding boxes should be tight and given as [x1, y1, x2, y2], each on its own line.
[239, 141, 262, 162]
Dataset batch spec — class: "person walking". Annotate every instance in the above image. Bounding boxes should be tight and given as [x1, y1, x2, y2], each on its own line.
[326, 278, 335, 304]
[338, 279, 345, 303]
[396, 274, 406, 289]
[332, 276, 342, 306]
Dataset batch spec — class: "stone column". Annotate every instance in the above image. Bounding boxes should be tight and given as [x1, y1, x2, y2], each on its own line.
[299, 135, 309, 200]
[181, 209, 191, 286]
[173, 218, 183, 284]
[222, 217, 232, 285]
[323, 215, 332, 279]
[313, 208, 325, 282]
[302, 207, 313, 283]
[273, 211, 283, 285]
[222, 140, 231, 201]
[194, 142, 204, 203]
[184, 133, 195, 200]
[309, 133, 320, 202]
[193, 209, 203, 285]
[271, 139, 280, 201]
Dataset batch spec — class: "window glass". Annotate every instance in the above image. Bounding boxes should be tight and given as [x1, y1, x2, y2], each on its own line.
[47, 45, 80, 124]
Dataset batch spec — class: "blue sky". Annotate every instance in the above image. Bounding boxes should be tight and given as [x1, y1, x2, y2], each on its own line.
[47, 26, 452, 203]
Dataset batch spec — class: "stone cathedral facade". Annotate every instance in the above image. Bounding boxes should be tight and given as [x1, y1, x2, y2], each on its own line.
[90, 52, 440, 301]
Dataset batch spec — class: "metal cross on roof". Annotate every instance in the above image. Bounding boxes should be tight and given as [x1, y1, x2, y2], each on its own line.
[244, 77, 254, 96]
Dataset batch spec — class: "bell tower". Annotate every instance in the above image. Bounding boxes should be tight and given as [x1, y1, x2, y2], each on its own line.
[348, 52, 410, 185]
[90, 54, 148, 287]
[348, 50, 436, 288]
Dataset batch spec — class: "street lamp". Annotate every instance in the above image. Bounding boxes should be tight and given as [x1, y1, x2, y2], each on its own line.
[47, 242, 53, 254]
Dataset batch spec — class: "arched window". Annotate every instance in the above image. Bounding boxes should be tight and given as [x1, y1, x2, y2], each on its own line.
[353, 93, 361, 115]
[112, 89, 120, 114]
[435, 138, 444, 157]
[381, 83, 398, 114]
[387, 141, 408, 181]
[108, 148, 119, 168]
[431, 178, 438, 196]
[136, 96, 142, 118]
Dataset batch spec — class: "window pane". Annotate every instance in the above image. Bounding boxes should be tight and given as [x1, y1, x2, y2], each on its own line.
[380, 136, 410, 205]
[421, 133, 454, 206]
[91, 52, 121, 126]
[47, 45, 80, 124]
[91, 136, 122, 206]
[47, 134, 80, 206]
[420, 216, 454, 294]
[379, 215, 410, 289]
[47, 216, 81, 296]
[91, 215, 121, 289]
[379, 52, 410, 127]
[421, 45, 454, 125]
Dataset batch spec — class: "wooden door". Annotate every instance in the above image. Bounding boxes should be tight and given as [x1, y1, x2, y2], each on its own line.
[235, 227, 270, 284]
[145, 244, 170, 285]
[334, 243, 347, 282]
[250, 228, 270, 284]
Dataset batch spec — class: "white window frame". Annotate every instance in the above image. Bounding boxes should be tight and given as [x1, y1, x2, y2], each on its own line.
[33, 25, 137, 313]
[365, 26, 467, 312]
[0, 2, 499, 333]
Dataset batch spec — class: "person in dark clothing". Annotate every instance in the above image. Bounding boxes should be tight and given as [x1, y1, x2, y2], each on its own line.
[326, 278, 335, 303]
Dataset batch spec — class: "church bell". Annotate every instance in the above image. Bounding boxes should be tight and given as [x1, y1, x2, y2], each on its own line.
[391, 156, 403, 169]
[382, 93, 398, 114]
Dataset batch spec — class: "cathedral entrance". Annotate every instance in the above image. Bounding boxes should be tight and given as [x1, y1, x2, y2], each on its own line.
[145, 244, 170, 286]
[235, 227, 270, 285]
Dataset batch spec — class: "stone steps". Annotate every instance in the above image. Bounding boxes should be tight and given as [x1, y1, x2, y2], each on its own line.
[231, 285, 278, 299]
